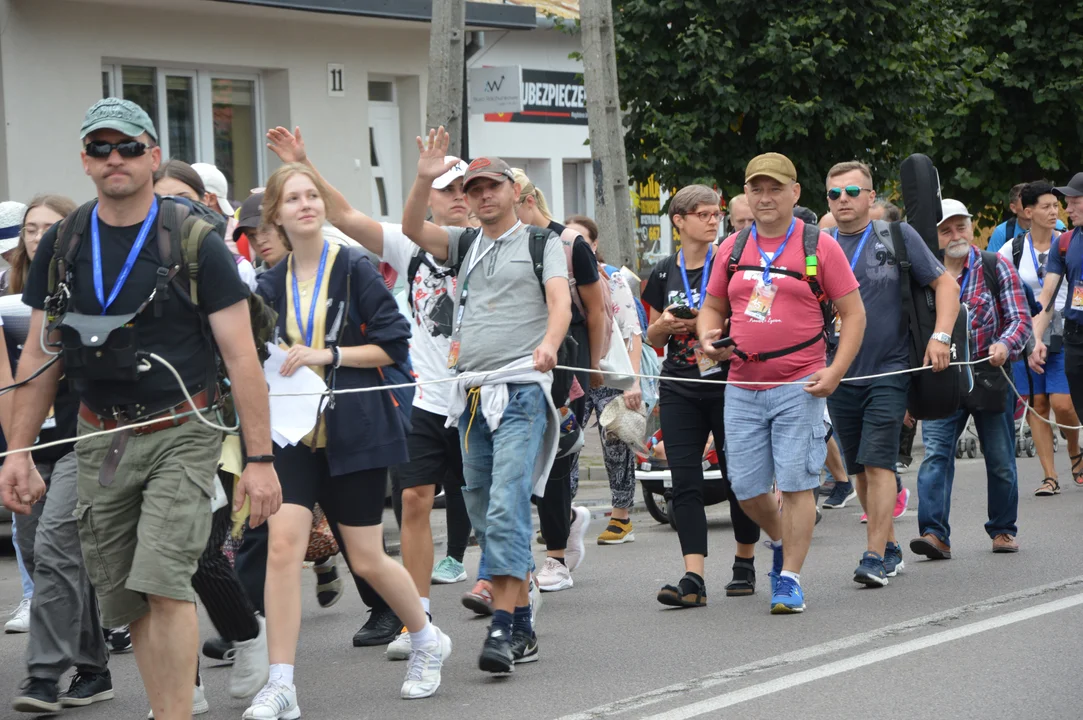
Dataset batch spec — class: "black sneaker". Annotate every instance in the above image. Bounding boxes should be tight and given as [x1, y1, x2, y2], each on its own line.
[352, 608, 401, 647]
[59, 669, 114, 707]
[12, 677, 60, 713]
[104, 626, 132, 654]
[510, 630, 539, 664]
[202, 635, 235, 663]
[478, 627, 514, 674]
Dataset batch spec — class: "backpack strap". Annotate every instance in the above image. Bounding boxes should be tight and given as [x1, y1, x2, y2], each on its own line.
[1011, 233, 1025, 269]
[1005, 217, 1017, 244]
[48, 200, 96, 298]
[406, 248, 427, 312]
[800, 222, 833, 337]
[980, 250, 1001, 299]
[727, 226, 753, 271]
[528, 228, 551, 295]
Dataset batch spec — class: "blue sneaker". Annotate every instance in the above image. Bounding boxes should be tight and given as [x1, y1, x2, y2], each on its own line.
[884, 543, 905, 577]
[822, 481, 857, 509]
[764, 541, 784, 595]
[853, 551, 888, 587]
[770, 575, 805, 614]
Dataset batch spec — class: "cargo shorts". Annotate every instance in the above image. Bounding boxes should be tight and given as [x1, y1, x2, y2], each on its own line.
[74, 416, 221, 628]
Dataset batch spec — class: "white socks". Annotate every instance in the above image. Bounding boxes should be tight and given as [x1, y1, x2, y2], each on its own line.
[410, 621, 438, 650]
[781, 570, 800, 584]
[269, 663, 294, 686]
[420, 597, 431, 615]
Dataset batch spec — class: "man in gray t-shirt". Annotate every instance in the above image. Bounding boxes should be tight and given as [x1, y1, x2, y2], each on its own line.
[401, 132, 572, 674]
[821, 161, 960, 589]
[445, 224, 567, 373]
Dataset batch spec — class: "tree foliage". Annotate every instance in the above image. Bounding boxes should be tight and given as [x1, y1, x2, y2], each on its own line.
[614, 0, 944, 217]
[931, 1, 1083, 223]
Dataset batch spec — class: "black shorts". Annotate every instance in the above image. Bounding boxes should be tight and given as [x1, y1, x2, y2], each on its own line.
[275, 442, 387, 527]
[826, 374, 909, 475]
[396, 407, 465, 491]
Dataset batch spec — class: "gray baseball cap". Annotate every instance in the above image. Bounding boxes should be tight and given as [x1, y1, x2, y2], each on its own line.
[80, 98, 158, 143]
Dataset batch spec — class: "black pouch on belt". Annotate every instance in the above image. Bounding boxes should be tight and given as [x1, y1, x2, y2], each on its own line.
[54, 310, 140, 382]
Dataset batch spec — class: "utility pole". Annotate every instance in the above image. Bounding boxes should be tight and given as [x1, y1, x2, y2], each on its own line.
[426, 0, 466, 157]
[580, 0, 636, 270]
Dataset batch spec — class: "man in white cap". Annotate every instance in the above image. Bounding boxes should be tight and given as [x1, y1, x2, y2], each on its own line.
[910, 199, 1031, 561]
[191, 162, 235, 217]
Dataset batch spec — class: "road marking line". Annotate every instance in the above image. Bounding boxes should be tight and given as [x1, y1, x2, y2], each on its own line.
[640, 592, 1083, 720]
[556, 576, 1083, 720]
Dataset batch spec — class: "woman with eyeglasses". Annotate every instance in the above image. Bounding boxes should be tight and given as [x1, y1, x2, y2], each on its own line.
[642, 184, 760, 608]
[998, 181, 1082, 495]
[5, 196, 77, 296]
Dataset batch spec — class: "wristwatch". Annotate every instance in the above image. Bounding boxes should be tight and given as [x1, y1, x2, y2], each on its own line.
[931, 332, 951, 345]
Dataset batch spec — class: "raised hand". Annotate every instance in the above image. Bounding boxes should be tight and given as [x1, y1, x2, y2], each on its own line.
[267, 126, 307, 164]
[415, 127, 459, 181]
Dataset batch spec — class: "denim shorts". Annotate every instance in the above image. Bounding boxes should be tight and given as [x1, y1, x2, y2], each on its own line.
[724, 377, 827, 500]
[1012, 351, 1069, 397]
[826, 374, 909, 475]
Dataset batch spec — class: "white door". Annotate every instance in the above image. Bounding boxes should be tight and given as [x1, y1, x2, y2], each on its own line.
[369, 104, 402, 222]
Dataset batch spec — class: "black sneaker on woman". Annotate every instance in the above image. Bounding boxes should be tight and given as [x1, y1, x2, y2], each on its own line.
[60, 669, 114, 707]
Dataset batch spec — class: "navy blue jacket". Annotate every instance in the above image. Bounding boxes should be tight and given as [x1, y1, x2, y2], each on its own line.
[257, 246, 413, 475]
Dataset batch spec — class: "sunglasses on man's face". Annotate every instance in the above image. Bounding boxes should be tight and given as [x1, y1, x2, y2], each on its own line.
[84, 140, 148, 159]
[827, 185, 871, 201]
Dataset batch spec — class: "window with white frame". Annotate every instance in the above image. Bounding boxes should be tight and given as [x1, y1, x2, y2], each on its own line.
[102, 64, 263, 201]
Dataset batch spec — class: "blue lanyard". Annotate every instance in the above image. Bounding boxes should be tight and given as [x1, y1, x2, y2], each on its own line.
[290, 241, 330, 347]
[677, 245, 713, 310]
[957, 247, 974, 300]
[750, 219, 796, 284]
[1027, 234, 1045, 288]
[833, 223, 874, 271]
[90, 199, 159, 315]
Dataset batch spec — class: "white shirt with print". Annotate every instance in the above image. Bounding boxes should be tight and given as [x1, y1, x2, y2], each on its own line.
[380, 223, 456, 415]
[997, 233, 1066, 344]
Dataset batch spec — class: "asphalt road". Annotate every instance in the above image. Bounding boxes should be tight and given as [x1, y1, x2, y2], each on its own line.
[0, 450, 1081, 720]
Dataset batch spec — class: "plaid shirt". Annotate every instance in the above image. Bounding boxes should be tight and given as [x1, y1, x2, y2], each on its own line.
[957, 246, 1032, 361]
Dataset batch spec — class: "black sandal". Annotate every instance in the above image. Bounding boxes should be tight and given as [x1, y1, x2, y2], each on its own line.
[657, 575, 706, 608]
[724, 559, 756, 597]
[1034, 477, 1061, 496]
[1071, 453, 1083, 488]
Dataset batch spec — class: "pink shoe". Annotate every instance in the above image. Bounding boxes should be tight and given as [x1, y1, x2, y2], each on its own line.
[859, 513, 868, 524]
[893, 488, 911, 519]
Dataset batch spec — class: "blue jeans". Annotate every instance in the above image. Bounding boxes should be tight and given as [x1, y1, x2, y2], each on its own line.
[459, 383, 547, 581]
[916, 389, 1019, 544]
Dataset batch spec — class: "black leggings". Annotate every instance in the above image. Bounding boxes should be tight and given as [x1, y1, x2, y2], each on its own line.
[443, 475, 472, 563]
[537, 323, 591, 551]
[658, 388, 761, 558]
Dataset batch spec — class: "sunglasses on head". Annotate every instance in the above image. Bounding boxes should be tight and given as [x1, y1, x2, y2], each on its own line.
[827, 185, 871, 201]
[84, 140, 149, 159]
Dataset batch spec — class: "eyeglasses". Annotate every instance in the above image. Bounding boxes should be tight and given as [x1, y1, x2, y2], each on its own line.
[683, 210, 723, 222]
[84, 140, 149, 159]
[827, 185, 873, 201]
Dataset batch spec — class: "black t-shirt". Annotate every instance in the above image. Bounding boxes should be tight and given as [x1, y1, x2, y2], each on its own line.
[24, 199, 250, 415]
[642, 251, 727, 397]
[547, 221, 599, 325]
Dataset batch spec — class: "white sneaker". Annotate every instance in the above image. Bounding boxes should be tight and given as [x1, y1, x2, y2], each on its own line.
[5, 598, 30, 633]
[400, 626, 452, 699]
[565, 506, 591, 572]
[147, 677, 209, 718]
[230, 615, 270, 699]
[242, 681, 299, 720]
[536, 557, 573, 592]
[529, 573, 542, 628]
[386, 625, 411, 661]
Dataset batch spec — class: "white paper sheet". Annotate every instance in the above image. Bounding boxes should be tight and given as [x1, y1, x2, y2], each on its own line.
[264, 343, 327, 448]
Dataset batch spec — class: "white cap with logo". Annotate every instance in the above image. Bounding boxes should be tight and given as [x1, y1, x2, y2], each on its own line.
[938, 199, 972, 227]
[432, 156, 467, 190]
[192, 163, 235, 216]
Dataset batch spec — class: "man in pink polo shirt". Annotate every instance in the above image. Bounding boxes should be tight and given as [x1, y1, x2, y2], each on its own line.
[698, 153, 865, 614]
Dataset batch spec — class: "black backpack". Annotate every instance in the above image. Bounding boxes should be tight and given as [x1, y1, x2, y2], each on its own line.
[724, 221, 835, 362]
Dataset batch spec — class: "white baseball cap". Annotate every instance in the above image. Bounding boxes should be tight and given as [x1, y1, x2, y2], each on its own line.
[0, 201, 27, 255]
[191, 163, 235, 216]
[938, 199, 972, 226]
[432, 156, 467, 190]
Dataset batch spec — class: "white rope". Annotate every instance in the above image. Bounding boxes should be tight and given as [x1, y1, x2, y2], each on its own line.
[1000, 364, 1083, 432]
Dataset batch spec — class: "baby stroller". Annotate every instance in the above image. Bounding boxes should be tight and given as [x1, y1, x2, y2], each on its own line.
[635, 409, 730, 531]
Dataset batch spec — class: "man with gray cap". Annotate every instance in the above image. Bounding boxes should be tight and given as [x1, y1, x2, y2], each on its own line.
[0, 97, 281, 720]
[911, 199, 1030, 561]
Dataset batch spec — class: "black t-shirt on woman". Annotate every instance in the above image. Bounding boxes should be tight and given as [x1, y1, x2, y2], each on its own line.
[642, 250, 727, 397]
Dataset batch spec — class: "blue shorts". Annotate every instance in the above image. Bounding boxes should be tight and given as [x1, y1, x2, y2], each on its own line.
[1012, 351, 1069, 397]
[724, 377, 826, 501]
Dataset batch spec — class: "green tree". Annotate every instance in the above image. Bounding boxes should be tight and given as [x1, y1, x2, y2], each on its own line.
[931, 1, 1083, 224]
[614, 0, 945, 216]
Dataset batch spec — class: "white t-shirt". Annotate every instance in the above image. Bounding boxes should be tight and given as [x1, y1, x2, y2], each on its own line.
[380, 223, 456, 415]
[997, 233, 1065, 343]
